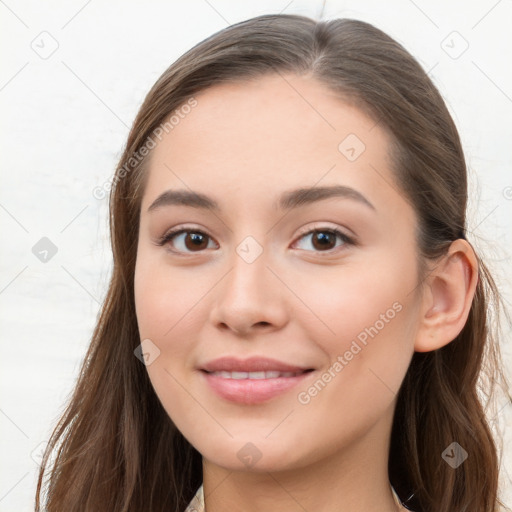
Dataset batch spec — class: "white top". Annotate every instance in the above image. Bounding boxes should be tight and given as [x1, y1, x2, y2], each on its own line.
[183, 483, 413, 511]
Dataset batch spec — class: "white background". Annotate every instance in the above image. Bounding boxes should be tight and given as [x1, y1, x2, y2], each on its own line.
[1, 1, 511, 510]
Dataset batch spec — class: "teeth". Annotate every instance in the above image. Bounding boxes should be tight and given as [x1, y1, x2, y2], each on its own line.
[209, 370, 302, 379]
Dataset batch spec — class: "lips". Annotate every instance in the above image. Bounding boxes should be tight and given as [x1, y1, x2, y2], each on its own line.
[200, 356, 313, 374]
[207, 370, 305, 379]
[199, 356, 315, 404]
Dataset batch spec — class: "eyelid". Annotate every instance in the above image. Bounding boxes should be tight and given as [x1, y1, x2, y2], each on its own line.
[294, 222, 355, 242]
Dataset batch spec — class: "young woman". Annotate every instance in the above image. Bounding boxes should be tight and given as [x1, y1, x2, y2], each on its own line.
[35, 13, 511, 512]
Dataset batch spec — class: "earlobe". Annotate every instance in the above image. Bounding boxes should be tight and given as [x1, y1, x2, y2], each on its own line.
[414, 240, 478, 353]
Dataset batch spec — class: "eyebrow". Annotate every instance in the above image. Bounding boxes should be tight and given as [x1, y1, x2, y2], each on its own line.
[147, 185, 376, 213]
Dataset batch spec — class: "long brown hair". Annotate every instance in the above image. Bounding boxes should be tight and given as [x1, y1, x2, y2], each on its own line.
[35, 14, 511, 512]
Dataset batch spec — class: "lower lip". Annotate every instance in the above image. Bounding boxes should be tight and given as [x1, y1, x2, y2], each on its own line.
[200, 370, 313, 405]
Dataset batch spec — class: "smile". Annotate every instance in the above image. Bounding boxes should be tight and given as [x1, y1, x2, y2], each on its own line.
[200, 369, 315, 404]
[205, 370, 308, 379]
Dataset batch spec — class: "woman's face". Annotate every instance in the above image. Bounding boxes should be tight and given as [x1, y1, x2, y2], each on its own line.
[134, 73, 423, 472]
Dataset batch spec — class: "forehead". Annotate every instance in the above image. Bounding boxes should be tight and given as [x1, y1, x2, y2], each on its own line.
[141, 73, 404, 217]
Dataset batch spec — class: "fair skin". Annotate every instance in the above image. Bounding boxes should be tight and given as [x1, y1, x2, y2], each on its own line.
[134, 73, 478, 512]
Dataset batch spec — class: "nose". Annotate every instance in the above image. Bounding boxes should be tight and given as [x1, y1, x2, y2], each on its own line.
[209, 248, 289, 337]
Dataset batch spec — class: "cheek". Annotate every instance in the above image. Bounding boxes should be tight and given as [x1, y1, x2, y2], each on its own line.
[133, 254, 217, 405]
[292, 282, 415, 443]
[133, 258, 204, 425]
[294, 255, 417, 389]
[295, 258, 412, 341]
[134, 254, 205, 339]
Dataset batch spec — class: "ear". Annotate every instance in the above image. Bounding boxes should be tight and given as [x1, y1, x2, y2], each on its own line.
[414, 239, 479, 353]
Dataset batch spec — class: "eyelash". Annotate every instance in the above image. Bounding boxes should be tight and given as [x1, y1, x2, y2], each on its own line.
[155, 224, 356, 256]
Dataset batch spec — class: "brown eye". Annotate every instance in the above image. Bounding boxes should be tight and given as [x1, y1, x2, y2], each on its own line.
[158, 229, 216, 253]
[183, 232, 209, 251]
[294, 228, 354, 253]
[311, 231, 337, 251]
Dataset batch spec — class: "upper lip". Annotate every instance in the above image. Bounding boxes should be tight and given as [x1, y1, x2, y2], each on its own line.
[200, 356, 313, 373]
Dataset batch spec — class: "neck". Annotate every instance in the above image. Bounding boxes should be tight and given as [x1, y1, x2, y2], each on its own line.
[201, 405, 400, 512]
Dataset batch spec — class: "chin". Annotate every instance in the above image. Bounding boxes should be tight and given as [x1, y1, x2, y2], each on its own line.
[195, 436, 309, 473]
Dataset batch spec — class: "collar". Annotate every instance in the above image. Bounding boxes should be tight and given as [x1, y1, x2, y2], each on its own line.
[184, 483, 412, 511]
